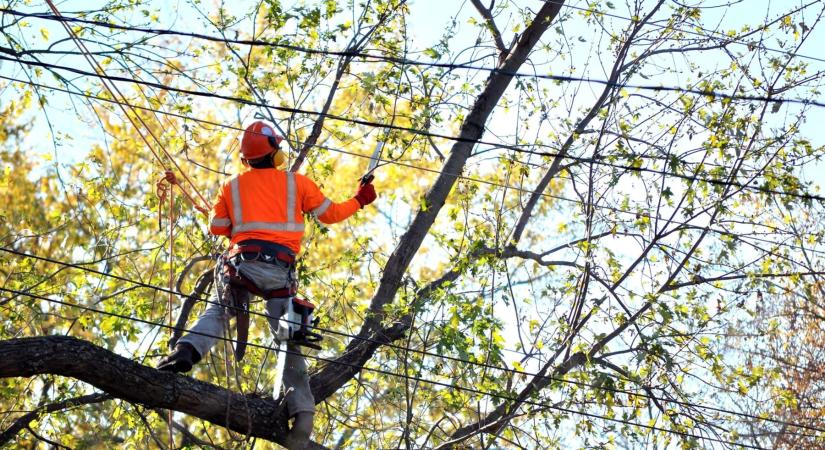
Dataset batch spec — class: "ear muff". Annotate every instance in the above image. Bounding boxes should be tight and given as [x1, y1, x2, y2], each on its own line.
[266, 135, 286, 168]
[272, 149, 286, 168]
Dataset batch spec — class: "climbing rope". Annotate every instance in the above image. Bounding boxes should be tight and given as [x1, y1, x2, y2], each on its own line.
[43, 0, 210, 217]
[155, 170, 178, 449]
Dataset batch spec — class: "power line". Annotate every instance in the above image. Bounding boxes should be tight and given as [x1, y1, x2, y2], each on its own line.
[549, 0, 825, 64]
[3, 1, 823, 84]
[1, 61, 823, 205]
[0, 285, 786, 448]
[0, 3, 821, 438]
[8, 76, 825, 269]
[4, 70, 825, 261]
[3, 246, 824, 436]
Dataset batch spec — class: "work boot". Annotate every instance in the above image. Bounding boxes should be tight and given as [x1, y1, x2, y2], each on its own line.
[284, 412, 314, 450]
[157, 342, 201, 373]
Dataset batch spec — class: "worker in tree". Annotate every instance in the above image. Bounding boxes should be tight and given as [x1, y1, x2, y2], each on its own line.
[158, 121, 377, 449]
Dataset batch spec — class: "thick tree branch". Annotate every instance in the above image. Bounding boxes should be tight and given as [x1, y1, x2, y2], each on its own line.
[309, 0, 566, 403]
[0, 336, 306, 447]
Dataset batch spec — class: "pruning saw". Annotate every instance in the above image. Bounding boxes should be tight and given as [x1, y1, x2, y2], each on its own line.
[360, 141, 384, 186]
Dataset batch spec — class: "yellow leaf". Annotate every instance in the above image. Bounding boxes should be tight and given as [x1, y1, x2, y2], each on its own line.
[40, 27, 49, 40]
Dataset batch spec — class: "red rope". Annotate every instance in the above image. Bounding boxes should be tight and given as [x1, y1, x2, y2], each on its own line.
[44, 0, 210, 217]
[155, 169, 179, 450]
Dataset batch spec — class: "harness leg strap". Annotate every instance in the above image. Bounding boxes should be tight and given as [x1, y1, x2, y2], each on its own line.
[230, 285, 250, 361]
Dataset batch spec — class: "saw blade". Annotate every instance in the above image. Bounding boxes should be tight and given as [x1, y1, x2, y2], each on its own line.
[272, 339, 288, 400]
[366, 141, 384, 174]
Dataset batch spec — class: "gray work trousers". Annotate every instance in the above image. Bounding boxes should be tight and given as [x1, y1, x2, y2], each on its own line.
[178, 259, 314, 416]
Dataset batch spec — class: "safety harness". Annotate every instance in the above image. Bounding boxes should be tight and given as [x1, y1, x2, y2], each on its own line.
[170, 242, 322, 361]
[218, 242, 323, 361]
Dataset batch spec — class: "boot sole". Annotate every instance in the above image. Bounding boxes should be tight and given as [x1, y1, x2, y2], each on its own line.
[157, 359, 193, 373]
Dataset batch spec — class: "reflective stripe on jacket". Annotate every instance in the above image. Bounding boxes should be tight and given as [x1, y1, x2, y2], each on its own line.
[209, 168, 360, 253]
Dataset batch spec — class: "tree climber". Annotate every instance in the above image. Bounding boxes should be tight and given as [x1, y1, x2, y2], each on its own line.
[157, 121, 377, 449]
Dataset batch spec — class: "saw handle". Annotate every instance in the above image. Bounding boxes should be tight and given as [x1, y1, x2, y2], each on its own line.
[360, 173, 375, 186]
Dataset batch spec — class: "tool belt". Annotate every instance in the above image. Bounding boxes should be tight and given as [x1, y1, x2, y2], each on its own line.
[219, 240, 322, 360]
[223, 243, 298, 301]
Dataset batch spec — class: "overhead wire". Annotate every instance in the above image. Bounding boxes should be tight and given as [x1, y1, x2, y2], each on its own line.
[3, 246, 825, 436]
[0, 61, 823, 205]
[0, 284, 799, 448]
[4, 3, 825, 212]
[548, 0, 825, 64]
[2, 1, 823, 80]
[1, 2, 822, 443]
[5, 69, 825, 269]
[4, 71, 825, 261]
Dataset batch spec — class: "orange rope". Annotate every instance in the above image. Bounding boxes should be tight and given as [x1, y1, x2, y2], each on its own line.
[44, 0, 210, 215]
[44, 2, 205, 446]
[155, 169, 178, 449]
[156, 170, 181, 322]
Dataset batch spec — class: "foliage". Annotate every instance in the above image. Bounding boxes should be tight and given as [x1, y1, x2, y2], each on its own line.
[1, 0, 824, 448]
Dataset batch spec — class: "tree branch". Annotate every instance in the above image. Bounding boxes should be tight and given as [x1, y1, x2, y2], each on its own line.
[308, 0, 566, 403]
[0, 336, 292, 446]
[510, 0, 666, 244]
[470, 0, 507, 58]
[290, 0, 407, 171]
[663, 270, 825, 292]
[0, 392, 111, 446]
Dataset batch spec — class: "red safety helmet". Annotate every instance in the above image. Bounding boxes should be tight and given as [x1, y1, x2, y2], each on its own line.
[240, 121, 284, 160]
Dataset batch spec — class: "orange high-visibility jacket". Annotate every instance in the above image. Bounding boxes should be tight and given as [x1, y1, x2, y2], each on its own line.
[209, 168, 360, 253]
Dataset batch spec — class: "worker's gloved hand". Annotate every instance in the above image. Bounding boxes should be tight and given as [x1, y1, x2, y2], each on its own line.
[355, 182, 377, 208]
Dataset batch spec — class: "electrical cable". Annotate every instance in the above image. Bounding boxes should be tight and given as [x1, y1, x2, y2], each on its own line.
[6, 69, 825, 262]
[548, 0, 825, 64]
[1, 3, 822, 443]
[4, 71, 825, 259]
[1, 68, 822, 205]
[2, 1, 823, 79]
[2, 30, 821, 109]
[4, 72, 825, 255]
[5, 80, 822, 278]
[0, 284, 793, 448]
[3, 246, 825, 435]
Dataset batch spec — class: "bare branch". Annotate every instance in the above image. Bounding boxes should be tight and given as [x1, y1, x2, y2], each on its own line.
[470, 0, 508, 58]
[309, 0, 567, 403]
[290, 1, 408, 171]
